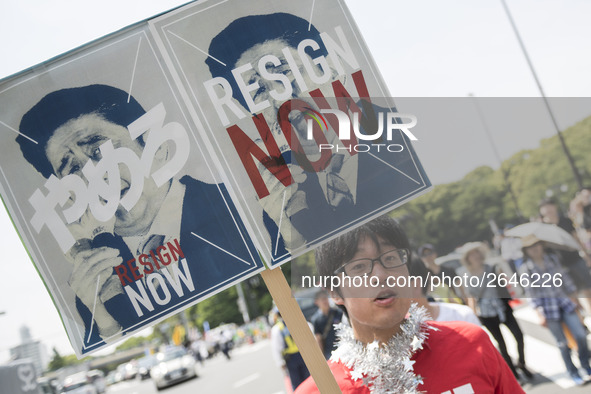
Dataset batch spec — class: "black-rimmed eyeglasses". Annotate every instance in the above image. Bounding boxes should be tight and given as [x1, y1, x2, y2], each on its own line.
[335, 249, 410, 277]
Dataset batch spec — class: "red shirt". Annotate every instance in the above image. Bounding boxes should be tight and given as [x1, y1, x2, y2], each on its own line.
[295, 321, 524, 394]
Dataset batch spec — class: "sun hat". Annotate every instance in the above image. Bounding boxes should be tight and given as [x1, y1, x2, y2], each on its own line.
[460, 242, 487, 266]
[521, 234, 543, 249]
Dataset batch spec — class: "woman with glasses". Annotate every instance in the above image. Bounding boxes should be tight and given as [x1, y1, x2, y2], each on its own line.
[460, 242, 531, 381]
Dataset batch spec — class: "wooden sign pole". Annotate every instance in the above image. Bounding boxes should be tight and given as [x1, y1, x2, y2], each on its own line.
[261, 267, 341, 393]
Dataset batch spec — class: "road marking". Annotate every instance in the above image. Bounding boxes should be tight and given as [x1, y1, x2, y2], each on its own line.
[233, 372, 261, 388]
[107, 381, 137, 392]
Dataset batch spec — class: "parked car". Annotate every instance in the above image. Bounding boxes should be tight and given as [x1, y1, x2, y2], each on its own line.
[137, 355, 158, 380]
[86, 370, 106, 393]
[150, 347, 197, 390]
[117, 361, 138, 381]
[60, 372, 97, 394]
[37, 376, 60, 394]
[105, 370, 120, 386]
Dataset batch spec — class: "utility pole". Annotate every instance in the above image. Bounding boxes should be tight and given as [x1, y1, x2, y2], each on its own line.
[501, 0, 583, 189]
[469, 94, 524, 222]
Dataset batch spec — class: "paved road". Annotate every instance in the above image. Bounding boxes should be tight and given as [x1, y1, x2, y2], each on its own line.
[107, 340, 290, 394]
[104, 305, 591, 393]
[497, 304, 591, 393]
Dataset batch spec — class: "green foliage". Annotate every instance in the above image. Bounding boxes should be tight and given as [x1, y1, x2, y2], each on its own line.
[242, 276, 273, 317]
[46, 347, 88, 372]
[291, 251, 316, 291]
[390, 115, 591, 255]
[47, 348, 64, 371]
[152, 273, 275, 339]
[192, 286, 242, 328]
[158, 115, 591, 339]
[506, 116, 591, 218]
[115, 335, 149, 351]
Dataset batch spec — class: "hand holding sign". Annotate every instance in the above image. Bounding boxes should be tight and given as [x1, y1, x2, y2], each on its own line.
[258, 160, 307, 251]
[66, 210, 124, 338]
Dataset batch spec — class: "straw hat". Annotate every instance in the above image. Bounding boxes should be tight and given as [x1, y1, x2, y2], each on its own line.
[521, 234, 543, 249]
[460, 241, 487, 266]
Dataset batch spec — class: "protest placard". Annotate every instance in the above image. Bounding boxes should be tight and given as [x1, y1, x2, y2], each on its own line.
[149, 0, 432, 265]
[0, 21, 265, 356]
[0, 0, 430, 369]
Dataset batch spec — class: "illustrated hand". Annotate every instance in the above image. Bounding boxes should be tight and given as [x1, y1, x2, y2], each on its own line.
[67, 242, 124, 337]
[66, 210, 123, 338]
[258, 163, 307, 251]
[66, 205, 116, 241]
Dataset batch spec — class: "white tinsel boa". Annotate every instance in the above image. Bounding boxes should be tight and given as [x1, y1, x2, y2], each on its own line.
[330, 303, 435, 394]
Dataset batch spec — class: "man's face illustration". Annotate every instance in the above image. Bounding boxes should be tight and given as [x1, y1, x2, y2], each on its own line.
[235, 38, 338, 159]
[46, 113, 169, 236]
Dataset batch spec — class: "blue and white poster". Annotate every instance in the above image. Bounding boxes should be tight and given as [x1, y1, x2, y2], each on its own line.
[149, 0, 431, 265]
[0, 22, 264, 356]
[0, 0, 430, 356]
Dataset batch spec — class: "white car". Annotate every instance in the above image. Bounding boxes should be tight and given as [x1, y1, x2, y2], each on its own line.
[60, 372, 97, 394]
[150, 347, 197, 390]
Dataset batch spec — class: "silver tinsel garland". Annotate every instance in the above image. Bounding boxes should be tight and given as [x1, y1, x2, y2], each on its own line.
[330, 304, 434, 394]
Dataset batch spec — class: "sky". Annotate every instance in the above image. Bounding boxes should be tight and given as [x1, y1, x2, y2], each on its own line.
[1, 0, 590, 362]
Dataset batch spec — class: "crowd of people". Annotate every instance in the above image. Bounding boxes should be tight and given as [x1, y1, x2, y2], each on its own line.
[150, 188, 591, 392]
[9, 2, 590, 391]
[275, 188, 591, 392]
[294, 216, 524, 393]
[171, 187, 591, 392]
[414, 190, 591, 388]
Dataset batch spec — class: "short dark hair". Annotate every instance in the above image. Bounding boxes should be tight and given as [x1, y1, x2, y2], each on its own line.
[206, 12, 328, 110]
[314, 216, 410, 317]
[417, 243, 435, 258]
[17, 84, 145, 178]
[407, 257, 430, 296]
[315, 215, 411, 279]
[538, 197, 558, 211]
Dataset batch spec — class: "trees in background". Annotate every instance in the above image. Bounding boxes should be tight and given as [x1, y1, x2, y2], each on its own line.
[390, 114, 591, 255]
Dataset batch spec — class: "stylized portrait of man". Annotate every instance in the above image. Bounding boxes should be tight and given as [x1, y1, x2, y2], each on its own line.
[205, 12, 427, 256]
[17, 84, 261, 348]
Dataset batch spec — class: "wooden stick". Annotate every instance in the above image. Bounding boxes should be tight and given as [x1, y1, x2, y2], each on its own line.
[261, 267, 341, 393]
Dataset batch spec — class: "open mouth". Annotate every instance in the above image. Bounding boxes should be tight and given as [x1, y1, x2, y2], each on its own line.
[373, 290, 397, 305]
